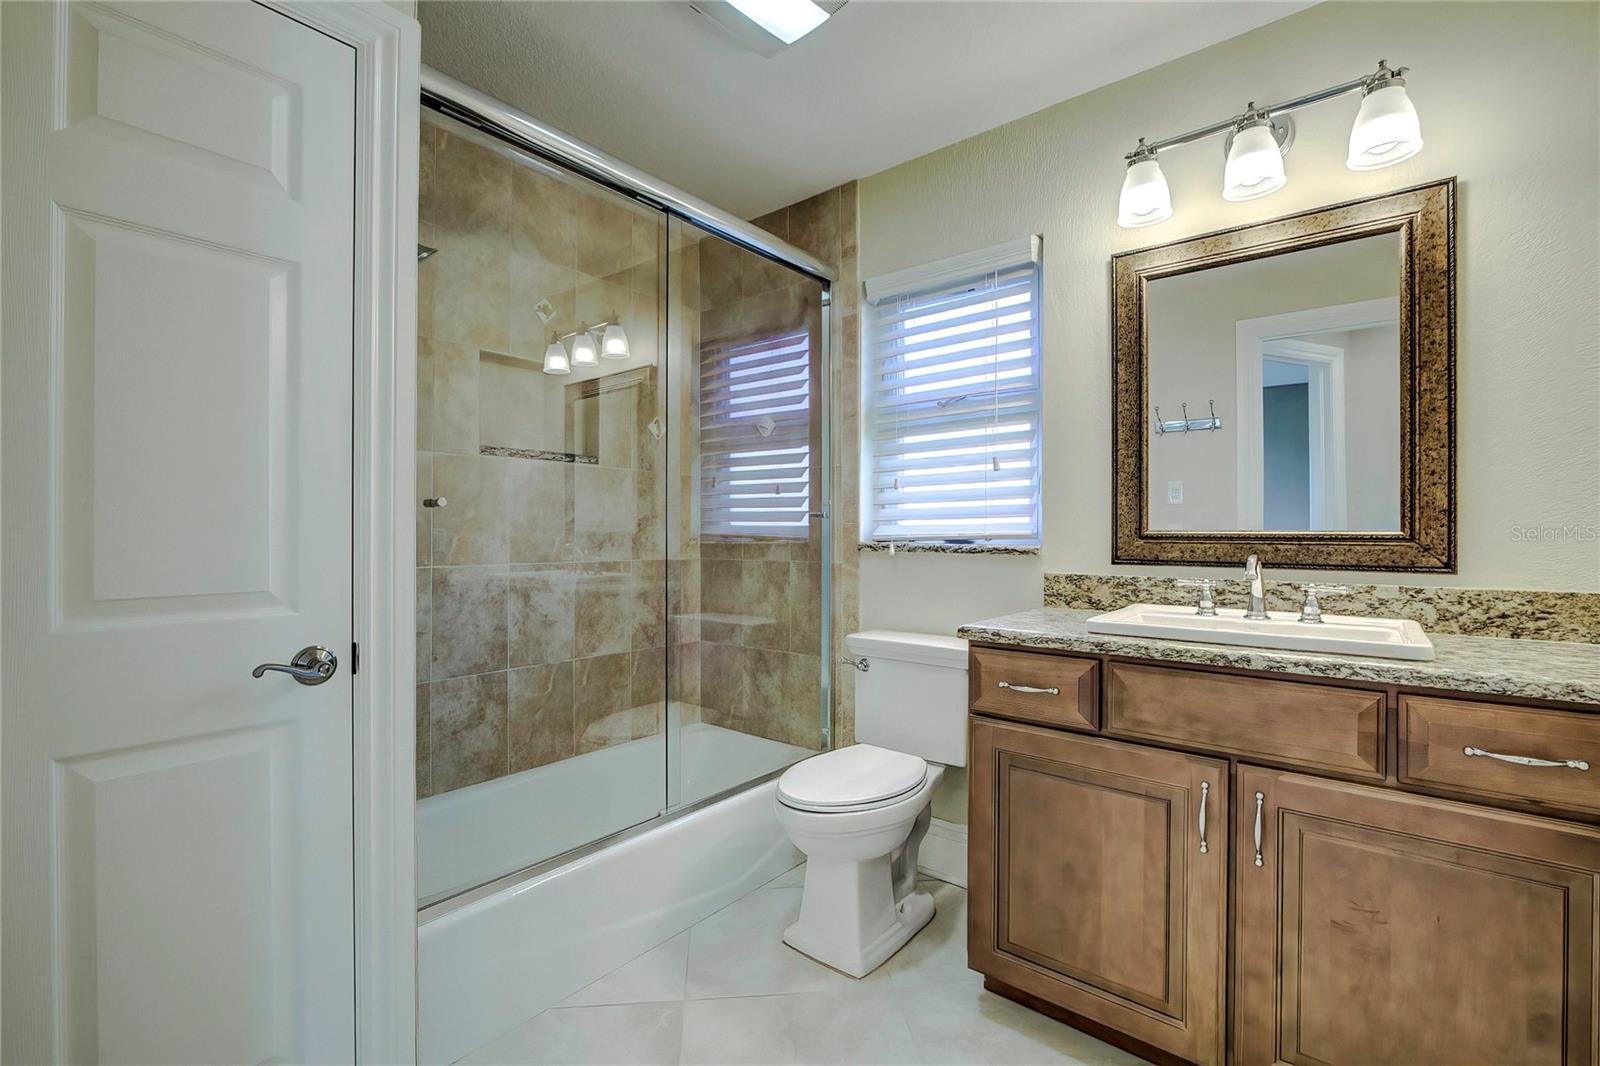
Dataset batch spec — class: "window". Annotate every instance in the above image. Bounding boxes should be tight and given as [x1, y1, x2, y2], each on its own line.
[698, 328, 813, 537]
[864, 239, 1042, 546]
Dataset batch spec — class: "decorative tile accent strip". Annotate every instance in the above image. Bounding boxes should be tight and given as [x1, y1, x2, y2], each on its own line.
[859, 542, 1040, 556]
[959, 607, 1600, 707]
[481, 445, 599, 465]
[1043, 573, 1600, 644]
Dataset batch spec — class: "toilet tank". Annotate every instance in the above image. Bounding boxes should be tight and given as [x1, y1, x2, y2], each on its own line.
[845, 630, 968, 767]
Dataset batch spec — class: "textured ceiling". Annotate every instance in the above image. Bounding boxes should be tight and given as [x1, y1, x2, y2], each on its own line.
[419, 1, 1310, 219]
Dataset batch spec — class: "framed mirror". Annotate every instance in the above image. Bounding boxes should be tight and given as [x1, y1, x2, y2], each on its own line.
[1112, 179, 1455, 571]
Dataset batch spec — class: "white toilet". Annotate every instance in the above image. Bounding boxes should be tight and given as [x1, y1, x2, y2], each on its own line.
[775, 630, 968, 977]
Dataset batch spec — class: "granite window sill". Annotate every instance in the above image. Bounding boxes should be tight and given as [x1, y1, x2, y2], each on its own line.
[858, 542, 1040, 557]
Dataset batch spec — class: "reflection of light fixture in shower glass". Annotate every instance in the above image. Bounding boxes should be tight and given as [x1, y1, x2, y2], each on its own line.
[601, 323, 630, 359]
[570, 331, 599, 367]
[542, 340, 571, 375]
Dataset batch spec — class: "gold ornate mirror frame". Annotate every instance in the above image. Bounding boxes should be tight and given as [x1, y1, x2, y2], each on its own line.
[1111, 178, 1456, 572]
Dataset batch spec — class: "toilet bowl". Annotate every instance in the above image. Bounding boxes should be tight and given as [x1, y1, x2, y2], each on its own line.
[774, 631, 968, 978]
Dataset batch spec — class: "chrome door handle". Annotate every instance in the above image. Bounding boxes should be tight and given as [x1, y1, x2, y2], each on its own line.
[998, 680, 1060, 696]
[1463, 746, 1589, 771]
[1252, 791, 1265, 867]
[1198, 780, 1210, 855]
[252, 645, 338, 686]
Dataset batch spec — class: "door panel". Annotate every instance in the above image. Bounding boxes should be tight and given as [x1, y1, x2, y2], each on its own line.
[970, 717, 1228, 1066]
[1236, 766, 1600, 1066]
[3, 2, 358, 1061]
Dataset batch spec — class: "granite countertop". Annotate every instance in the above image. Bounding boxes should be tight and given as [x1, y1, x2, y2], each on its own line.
[957, 608, 1600, 707]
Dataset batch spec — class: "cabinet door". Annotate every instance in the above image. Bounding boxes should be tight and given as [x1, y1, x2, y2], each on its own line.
[969, 717, 1228, 1066]
[1236, 766, 1600, 1066]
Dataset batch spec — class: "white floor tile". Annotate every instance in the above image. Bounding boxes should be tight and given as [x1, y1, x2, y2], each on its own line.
[454, 875, 1152, 1066]
[890, 979, 1146, 1066]
[680, 988, 919, 1066]
[457, 1001, 683, 1065]
[684, 884, 855, 1000]
[563, 932, 690, 1007]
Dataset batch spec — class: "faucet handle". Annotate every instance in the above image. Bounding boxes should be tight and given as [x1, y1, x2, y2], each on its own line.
[1297, 583, 1350, 624]
[1176, 578, 1218, 617]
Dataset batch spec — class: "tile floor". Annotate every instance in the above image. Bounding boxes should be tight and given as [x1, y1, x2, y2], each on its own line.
[457, 863, 1148, 1065]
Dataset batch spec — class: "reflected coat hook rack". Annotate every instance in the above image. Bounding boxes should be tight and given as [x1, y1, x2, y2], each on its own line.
[1154, 401, 1223, 434]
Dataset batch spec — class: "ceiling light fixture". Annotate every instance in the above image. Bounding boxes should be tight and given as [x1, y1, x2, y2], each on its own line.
[725, 0, 828, 44]
[689, 0, 845, 56]
[1115, 60, 1422, 228]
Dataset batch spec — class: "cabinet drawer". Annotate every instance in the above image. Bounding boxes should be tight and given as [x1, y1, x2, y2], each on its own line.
[1105, 662, 1386, 779]
[1400, 695, 1600, 817]
[969, 647, 1098, 731]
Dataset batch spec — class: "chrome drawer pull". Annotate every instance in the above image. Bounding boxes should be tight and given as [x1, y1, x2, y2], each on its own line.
[1198, 781, 1210, 855]
[997, 680, 1060, 696]
[1463, 746, 1590, 772]
[1252, 791, 1265, 868]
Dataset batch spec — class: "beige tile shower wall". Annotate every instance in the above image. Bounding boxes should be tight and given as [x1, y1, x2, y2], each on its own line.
[416, 121, 669, 798]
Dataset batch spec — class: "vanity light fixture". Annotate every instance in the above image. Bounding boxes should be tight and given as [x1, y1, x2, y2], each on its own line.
[541, 339, 571, 376]
[569, 331, 599, 368]
[1221, 108, 1291, 202]
[601, 322, 631, 359]
[1116, 60, 1422, 227]
[1117, 141, 1173, 228]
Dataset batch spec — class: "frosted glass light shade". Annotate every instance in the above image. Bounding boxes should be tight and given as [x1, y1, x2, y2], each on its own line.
[570, 332, 599, 367]
[1347, 83, 1423, 170]
[542, 340, 571, 375]
[1222, 121, 1287, 202]
[1117, 157, 1173, 228]
[601, 323, 630, 359]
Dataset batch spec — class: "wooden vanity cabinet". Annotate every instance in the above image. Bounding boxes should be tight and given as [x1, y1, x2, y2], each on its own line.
[968, 645, 1600, 1066]
[969, 716, 1229, 1066]
[1236, 766, 1600, 1066]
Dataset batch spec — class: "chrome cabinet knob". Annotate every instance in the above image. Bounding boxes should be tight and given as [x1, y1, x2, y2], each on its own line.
[252, 645, 338, 686]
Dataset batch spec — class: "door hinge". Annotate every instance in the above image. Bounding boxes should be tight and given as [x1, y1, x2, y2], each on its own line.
[351, 642, 360, 676]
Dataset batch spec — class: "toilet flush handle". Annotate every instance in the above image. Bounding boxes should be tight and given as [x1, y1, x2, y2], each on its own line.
[838, 656, 869, 672]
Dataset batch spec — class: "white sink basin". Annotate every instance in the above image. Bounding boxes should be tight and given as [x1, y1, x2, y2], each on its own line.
[1085, 603, 1435, 661]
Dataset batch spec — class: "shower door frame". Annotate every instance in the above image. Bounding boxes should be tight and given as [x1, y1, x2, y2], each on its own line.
[417, 68, 835, 923]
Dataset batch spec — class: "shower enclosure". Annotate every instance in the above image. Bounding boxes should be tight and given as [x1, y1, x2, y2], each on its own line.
[414, 86, 832, 908]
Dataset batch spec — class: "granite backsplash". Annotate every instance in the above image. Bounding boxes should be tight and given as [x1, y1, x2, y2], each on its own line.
[1043, 573, 1600, 644]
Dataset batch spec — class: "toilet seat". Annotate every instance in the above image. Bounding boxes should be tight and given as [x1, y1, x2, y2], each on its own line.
[777, 744, 928, 813]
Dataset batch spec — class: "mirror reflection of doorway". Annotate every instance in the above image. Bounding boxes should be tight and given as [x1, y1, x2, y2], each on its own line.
[1261, 358, 1311, 529]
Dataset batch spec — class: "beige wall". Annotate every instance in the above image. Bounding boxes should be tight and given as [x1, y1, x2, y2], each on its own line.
[858, 0, 1600, 639]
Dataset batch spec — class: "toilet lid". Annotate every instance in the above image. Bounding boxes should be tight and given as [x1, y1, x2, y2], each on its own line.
[777, 745, 928, 811]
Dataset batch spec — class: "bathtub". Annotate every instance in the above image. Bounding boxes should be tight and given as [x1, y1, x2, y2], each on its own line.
[416, 719, 810, 1063]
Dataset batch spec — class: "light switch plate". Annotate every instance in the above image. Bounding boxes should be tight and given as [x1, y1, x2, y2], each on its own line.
[1168, 480, 1184, 504]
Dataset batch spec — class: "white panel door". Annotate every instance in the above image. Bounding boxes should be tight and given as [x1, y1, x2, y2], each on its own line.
[2, 2, 358, 1061]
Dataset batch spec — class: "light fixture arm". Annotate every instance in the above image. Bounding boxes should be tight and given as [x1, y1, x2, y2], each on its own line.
[554, 317, 621, 343]
[1124, 60, 1406, 160]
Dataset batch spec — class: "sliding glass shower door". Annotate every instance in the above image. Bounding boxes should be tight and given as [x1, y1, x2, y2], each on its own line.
[416, 107, 828, 909]
[663, 218, 830, 813]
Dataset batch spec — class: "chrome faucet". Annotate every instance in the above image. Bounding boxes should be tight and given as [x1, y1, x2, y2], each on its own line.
[1242, 554, 1269, 620]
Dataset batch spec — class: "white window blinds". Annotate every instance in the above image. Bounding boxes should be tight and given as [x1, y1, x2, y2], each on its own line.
[865, 242, 1042, 545]
[698, 328, 813, 537]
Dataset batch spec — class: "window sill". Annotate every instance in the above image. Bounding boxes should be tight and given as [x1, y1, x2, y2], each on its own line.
[858, 542, 1040, 557]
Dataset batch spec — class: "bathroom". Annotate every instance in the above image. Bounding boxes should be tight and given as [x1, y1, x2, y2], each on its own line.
[1, 1, 1597, 1064]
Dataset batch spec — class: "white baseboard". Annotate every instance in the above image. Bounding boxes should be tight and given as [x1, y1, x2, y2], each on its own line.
[917, 818, 967, 888]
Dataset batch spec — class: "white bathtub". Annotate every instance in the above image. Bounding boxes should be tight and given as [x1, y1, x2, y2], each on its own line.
[417, 717, 811, 903]
[416, 721, 810, 1064]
